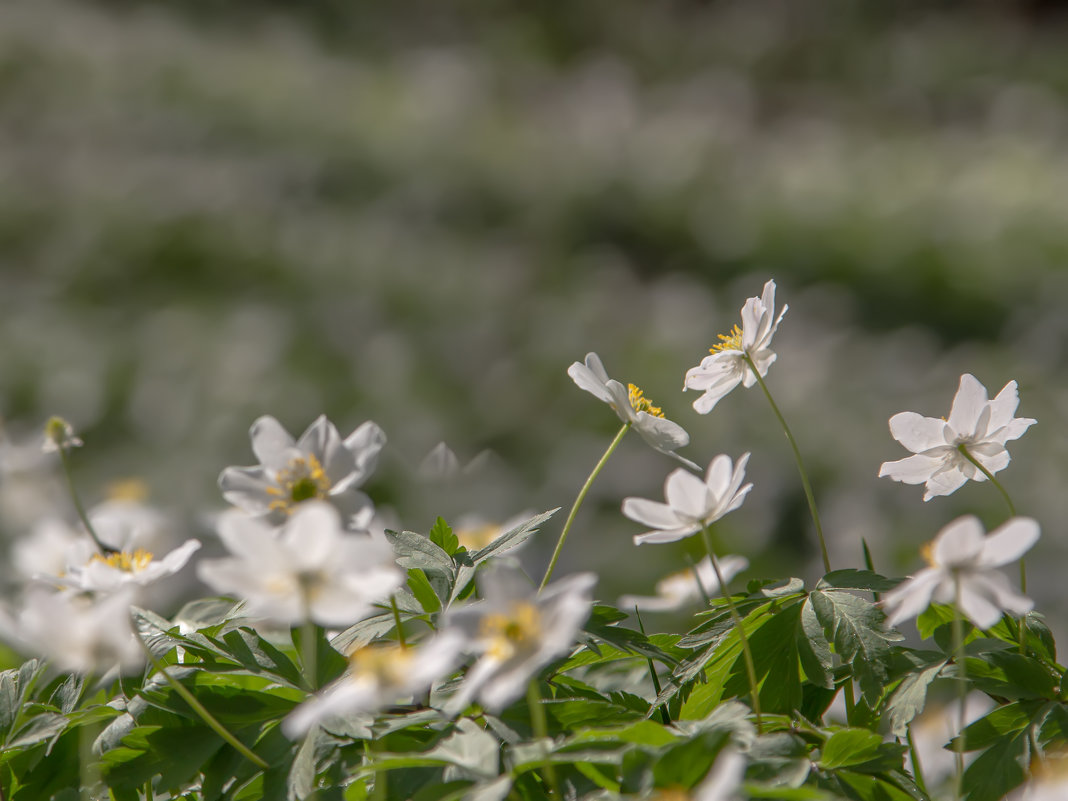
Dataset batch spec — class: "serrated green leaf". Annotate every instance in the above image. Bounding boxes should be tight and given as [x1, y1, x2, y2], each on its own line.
[964, 652, 1059, 701]
[6, 712, 67, 751]
[817, 570, 900, 593]
[961, 727, 1029, 801]
[582, 605, 678, 667]
[798, 597, 833, 689]
[386, 529, 456, 580]
[429, 517, 460, 556]
[287, 728, 317, 801]
[331, 612, 398, 654]
[886, 659, 947, 736]
[833, 769, 920, 801]
[954, 701, 1040, 752]
[818, 728, 883, 770]
[220, 628, 305, 688]
[653, 730, 729, 789]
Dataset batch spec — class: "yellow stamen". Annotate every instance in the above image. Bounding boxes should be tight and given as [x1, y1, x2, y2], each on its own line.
[349, 644, 412, 686]
[710, 324, 743, 353]
[627, 384, 665, 419]
[267, 454, 332, 514]
[107, 478, 150, 503]
[90, 549, 154, 572]
[456, 523, 503, 551]
[920, 541, 936, 567]
[480, 602, 542, 661]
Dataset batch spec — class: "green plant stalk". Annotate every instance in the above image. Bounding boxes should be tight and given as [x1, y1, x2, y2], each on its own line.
[390, 595, 408, 650]
[366, 740, 386, 801]
[56, 446, 116, 556]
[906, 724, 929, 797]
[133, 627, 268, 770]
[540, 422, 630, 591]
[78, 721, 100, 801]
[743, 353, 831, 574]
[300, 619, 318, 692]
[685, 554, 712, 606]
[701, 526, 762, 732]
[952, 583, 967, 801]
[634, 608, 671, 725]
[527, 681, 559, 797]
[956, 444, 1023, 589]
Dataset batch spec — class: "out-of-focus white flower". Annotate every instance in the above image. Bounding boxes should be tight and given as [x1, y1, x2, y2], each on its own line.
[622, 454, 752, 545]
[41, 416, 83, 453]
[12, 588, 143, 675]
[198, 501, 402, 627]
[878, 373, 1036, 501]
[569, 353, 696, 468]
[219, 415, 385, 529]
[684, 280, 786, 414]
[55, 539, 201, 594]
[1008, 753, 1068, 801]
[882, 515, 1038, 630]
[619, 555, 748, 612]
[454, 511, 534, 552]
[444, 568, 596, 713]
[12, 518, 94, 583]
[907, 693, 993, 791]
[283, 631, 465, 738]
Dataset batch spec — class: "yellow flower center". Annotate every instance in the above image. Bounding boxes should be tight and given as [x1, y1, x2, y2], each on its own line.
[107, 478, 150, 502]
[90, 549, 154, 573]
[266, 454, 331, 514]
[920, 541, 937, 567]
[480, 602, 542, 661]
[349, 644, 413, 686]
[653, 788, 691, 801]
[456, 523, 503, 551]
[710, 324, 744, 353]
[627, 384, 665, 418]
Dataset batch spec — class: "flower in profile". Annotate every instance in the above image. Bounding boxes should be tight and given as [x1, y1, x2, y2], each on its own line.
[283, 631, 465, 737]
[619, 555, 749, 612]
[197, 501, 403, 627]
[881, 515, 1038, 630]
[54, 539, 201, 594]
[878, 374, 1036, 501]
[444, 568, 596, 713]
[622, 454, 752, 545]
[684, 280, 787, 414]
[41, 416, 83, 453]
[219, 415, 385, 529]
[568, 353, 696, 467]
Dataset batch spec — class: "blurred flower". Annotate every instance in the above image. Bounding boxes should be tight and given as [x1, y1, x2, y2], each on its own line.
[198, 501, 402, 627]
[882, 515, 1038, 629]
[569, 352, 696, 467]
[878, 373, 1036, 501]
[41, 416, 82, 453]
[906, 693, 992, 790]
[1009, 753, 1068, 801]
[444, 568, 596, 713]
[219, 415, 385, 529]
[619, 555, 748, 612]
[54, 539, 201, 594]
[283, 632, 465, 737]
[12, 517, 94, 584]
[684, 280, 786, 414]
[454, 511, 534, 552]
[622, 454, 752, 545]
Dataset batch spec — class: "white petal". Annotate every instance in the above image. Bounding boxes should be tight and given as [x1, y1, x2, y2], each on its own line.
[218, 466, 277, 514]
[282, 502, 342, 569]
[337, 421, 387, 491]
[695, 747, 746, 801]
[154, 539, 202, 575]
[633, 526, 700, 545]
[296, 415, 341, 466]
[691, 376, 743, 414]
[621, 497, 683, 530]
[567, 358, 614, 405]
[922, 467, 969, 500]
[878, 454, 940, 485]
[704, 454, 734, 497]
[634, 414, 689, 454]
[978, 518, 1039, 567]
[947, 374, 989, 438]
[882, 569, 944, 627]
[888, 412, 949, 453]
[987, 380, 1021, 431]
[968, 572, 1033, 619]
[664, 468, 712, 521]
[957, 581, 1007, 630]
[249, 416, 297, 470]
[932, 516, 986, 567]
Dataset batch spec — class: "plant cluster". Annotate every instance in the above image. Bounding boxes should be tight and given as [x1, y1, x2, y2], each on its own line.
[0, 280, 1063, 801]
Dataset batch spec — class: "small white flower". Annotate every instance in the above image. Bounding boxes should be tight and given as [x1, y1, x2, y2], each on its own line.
[684, 280, 787, 414]
[569, 353, 696, 468]
[881, 515, 1038, 630]
[622, 454, 753, 545]
[878, 373, 1036, 501]
[55, 539, 201, 594]
[283, 631, 465, 737]
[219, 415, 385, 529]
[444, 568, 596, 713]
[197, 501, 403, 627]
[618, 555, 749, 612]
[41, 416, 83, 453]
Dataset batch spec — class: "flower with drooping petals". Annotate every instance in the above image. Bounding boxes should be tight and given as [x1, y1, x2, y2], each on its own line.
[684, 280, 787, 414]
[878, 373, 1036, 501]
[569, 353, 696, 468]
[219, 414, 385, 530]
[622, 454, 753, 545]
[619, 555, 749, 612]
[881, 515, 1038, 630]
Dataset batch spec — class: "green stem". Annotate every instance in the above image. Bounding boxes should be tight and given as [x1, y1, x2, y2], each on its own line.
[956, 444, 1024, 591]
[634, 608, 670, 725]
[685, 554, 712, 607]
[300, 619, 318, 691]
[78, 721, 100, 801]
[527, 681, 559, 797]
[540, 422, 630, 591]
[57, 447, 115, 555]
[952, 584, 967, 801]
[391, 595, 408, 650]
[366, 740, 386, 801]
[133, 624, 268, 770]
[701, 526, 762, 732]
[743, 353, 831, 573]
[906, 724, 929, 797]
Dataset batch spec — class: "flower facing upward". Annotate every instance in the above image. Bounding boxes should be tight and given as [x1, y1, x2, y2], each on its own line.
[618, 555, 749, 612]
[219, 415, 385, 529]
[881, 515, 1038, 630]
[878, 373, 1036, 501]
[568, 353, 696, 468]
[622, 454, 752, 545]
[684, 280, 787, 414]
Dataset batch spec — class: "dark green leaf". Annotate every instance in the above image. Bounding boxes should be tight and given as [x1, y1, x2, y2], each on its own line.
[818, 729, 883, 770]
[964, 652, 1059, 701]
[429, 517, 460, 556]
[798, 596, 833, 689]
[885, 659, 947, 737]
[961, 728, 1029, 801]
[817, 570, 900, 593]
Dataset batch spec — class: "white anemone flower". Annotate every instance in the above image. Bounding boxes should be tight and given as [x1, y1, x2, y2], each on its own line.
[1008, 754, 1068, 801]
[219, 415, 385, 529]
[444, 568, 596, 713]
[568, 353, 697, 468]
[619, 555, 749, 612]
[197, 501, 403, 627]
[684, 280, 787, 414]
[54, 539, 201, 594]
[878, 373, 1036, 501]
[881, 515, 1038, 630]
[622, 454, 752, 545]
[283, 631, 465, 738]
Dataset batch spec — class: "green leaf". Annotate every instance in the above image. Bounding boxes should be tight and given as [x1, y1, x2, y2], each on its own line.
[833, 770, 920, 801]
[6, 712, 68, 751]
[429, 517, 460, 556]
[964, 652, 1059, 701]
[331, 612, 399, 654]
[287, 728, 318, 801]
[652, 730, 729, 790]
[818, 728, 883, 770]
[817, 570, 900, 593]
[885, 659, 947, 737]
[961, 728, 1030, 801]
[955, 701, 1038, 752]
[798, 596, 833, 689]
[386, 529, 456, 580]
[408, 568, 443, 614]
[220, 628, 305, 688]
[426, 719, 500, 780]
[582, 605, 679, 667]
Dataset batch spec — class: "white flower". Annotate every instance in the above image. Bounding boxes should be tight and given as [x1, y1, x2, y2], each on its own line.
[684, 280, 787, 414]
[444, 568, 596, 713]
[878, 373, 1036, 501]
[41, 416, 83, 453]
[568, 353, 696, 468]
[693, 747, 746, 801]
[219, 415, 385, 529]
[282, 631, 465, 737]
[619, 555, 749, 612]
[54, 539, 201, 594]
[881, 515, 1038, 630]
[1008, 754, 1068, 801]
[12, 518, 95, 584]
[197, 501, 403, 627]
[622, 454, 753, 545]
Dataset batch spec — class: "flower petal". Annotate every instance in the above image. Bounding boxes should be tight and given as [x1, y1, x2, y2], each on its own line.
[882, 568, 943, 627]
[978, 518, 1040, 567]
[922, 467, 969, 500]
[888, 412, 948, 453]
[664, 468, 712, 521]
[249, 416, 297, 471]
[932, 516, 986, 567]
[568, 356, 614, 405]
[878, 454, 940, 485]
[947, 374, 989, 438]
[621, 497, 683, 531]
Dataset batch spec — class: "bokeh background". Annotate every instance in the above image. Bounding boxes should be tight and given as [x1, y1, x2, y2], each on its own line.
[2, 0, 1067, 625]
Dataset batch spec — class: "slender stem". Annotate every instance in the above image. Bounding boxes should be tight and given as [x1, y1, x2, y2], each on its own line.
[742, 353, 831, 573]
[300, 619, 318, 691]
[390, 595, 408, 650]
[366, 740, 386, 801]
[78, 721, 100, 801]
[133, 625, 268, 770]
[906, 724, 929, 797]
[701, 526, 762, 732]
[956, 444, 1025, 591]
[527, 681, 559, 797]
[540, 422, 630, 591]
[843, 680, 857, 727]
[56, 447, 116, 555]
[685, 554, 712, 606]
[634, 608, 670, 725]
[952, 582, 967, 801]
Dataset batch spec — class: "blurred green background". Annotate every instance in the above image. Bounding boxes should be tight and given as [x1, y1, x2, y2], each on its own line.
[2, 0, 1067, 620]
